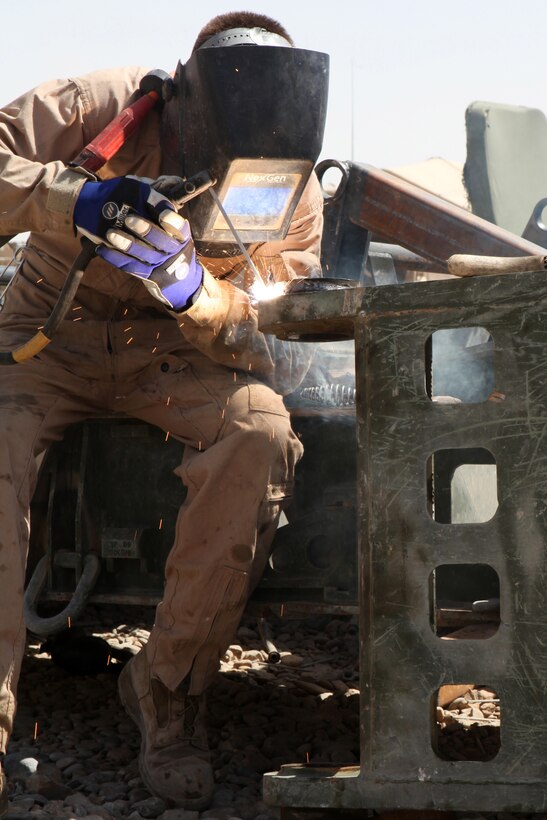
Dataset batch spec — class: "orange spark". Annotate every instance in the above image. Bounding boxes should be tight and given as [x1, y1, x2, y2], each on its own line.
[107, 655, 111, 666]
[126, 337, 133, 345]
[124, 326, 132, 332]
[72, 306, 82, 311]
[159, 518, 163, 529]
[72, 317, 82, 322]
[166, 396, 171, 406]
[165, 431, 170, 442]
[233, 372, 237, 382]
[156, 332, 160, 340]
[123, 308, 129, 316]
[67, 616, 71, 628]
[198, 441, 202, 451]
[36, 278, 43, 284]
[33, 722, 38, 740]
[152, 346, 157, 354]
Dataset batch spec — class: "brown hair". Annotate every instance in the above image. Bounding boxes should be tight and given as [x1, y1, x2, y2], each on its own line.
[192, 11, 293, 52]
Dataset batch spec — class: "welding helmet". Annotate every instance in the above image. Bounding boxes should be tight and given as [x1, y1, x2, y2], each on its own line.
[172, 26, 329, 255]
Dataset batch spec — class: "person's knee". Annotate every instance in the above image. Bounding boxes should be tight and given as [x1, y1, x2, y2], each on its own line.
[249, 408, 301, 458]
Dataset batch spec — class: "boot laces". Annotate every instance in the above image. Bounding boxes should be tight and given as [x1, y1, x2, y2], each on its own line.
[171, 693, 200, 739]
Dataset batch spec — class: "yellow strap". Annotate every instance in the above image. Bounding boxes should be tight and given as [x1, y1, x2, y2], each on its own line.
[12, 331, 51, 363]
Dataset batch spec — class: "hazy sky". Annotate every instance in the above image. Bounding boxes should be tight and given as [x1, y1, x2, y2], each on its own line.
[1, 0, 545, 168]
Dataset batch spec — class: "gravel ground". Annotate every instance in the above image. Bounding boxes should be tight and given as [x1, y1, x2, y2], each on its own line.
[3, 607, 546, 820]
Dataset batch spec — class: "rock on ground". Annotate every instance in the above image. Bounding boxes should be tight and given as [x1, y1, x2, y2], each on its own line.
[4, 606, 543, 820]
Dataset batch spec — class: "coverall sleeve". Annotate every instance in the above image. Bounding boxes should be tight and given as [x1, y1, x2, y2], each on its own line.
[179, 174, 324, 395]
[0, 71, 142, 237]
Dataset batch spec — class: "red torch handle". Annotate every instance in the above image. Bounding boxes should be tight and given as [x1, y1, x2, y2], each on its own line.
[69, 90, 159, 173]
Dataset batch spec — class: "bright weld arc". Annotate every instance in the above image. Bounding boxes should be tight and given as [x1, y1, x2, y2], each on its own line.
[249, 279, 288, 303]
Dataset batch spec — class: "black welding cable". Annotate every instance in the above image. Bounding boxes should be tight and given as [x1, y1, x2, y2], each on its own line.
[0, 239, 95, 365]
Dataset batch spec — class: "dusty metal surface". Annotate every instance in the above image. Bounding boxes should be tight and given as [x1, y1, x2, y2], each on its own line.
[262, 270, 547, 812]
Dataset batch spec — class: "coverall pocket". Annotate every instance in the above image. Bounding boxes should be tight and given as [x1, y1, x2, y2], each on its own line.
[136, 354, 229, 448]
[139, 353, 189, 388]
[191, 564, 248, 647]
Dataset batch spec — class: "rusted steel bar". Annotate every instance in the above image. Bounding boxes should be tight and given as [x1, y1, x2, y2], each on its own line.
[346, 163, 546, 269]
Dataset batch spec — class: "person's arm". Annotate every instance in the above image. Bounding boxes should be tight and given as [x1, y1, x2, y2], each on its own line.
[176, 174, 324, 394]
[0, 68, 145, 239]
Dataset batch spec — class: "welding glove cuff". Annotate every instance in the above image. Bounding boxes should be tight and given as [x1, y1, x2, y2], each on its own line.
[97, 232, 204, 311]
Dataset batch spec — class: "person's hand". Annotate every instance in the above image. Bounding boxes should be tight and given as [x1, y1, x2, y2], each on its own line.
[73, 176, 203, 310]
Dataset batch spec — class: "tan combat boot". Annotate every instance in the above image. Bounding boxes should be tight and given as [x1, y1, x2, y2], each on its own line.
[118, 650, 213, 810]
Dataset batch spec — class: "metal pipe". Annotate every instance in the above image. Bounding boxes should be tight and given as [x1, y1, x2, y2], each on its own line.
[257, 617, 281, 664]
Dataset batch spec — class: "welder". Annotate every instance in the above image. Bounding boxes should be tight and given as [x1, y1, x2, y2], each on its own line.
[0, 11, 327, 813]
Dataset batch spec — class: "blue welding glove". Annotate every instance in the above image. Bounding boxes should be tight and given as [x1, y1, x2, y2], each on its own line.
[73, 176, 203, 310]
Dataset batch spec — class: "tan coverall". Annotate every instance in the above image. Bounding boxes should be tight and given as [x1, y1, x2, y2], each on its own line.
[0, 66, 323, 753]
